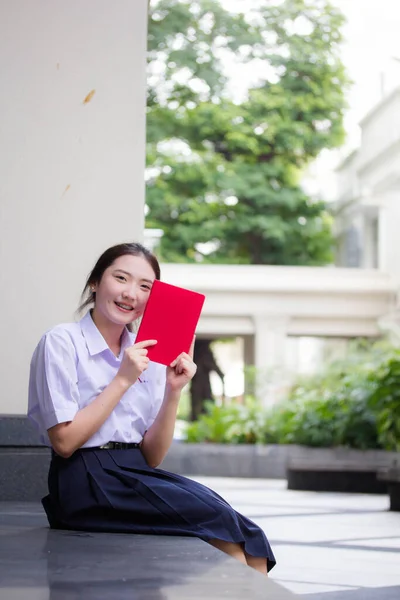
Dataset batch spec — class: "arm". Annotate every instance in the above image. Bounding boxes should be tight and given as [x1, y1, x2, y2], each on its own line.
[139, 384, 180, 468]
[48, 376, 131, 458]
[141, 341, 197, 468]
[47, 339, 157, 458]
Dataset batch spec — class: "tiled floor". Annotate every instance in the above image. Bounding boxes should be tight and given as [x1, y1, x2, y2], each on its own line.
[193, 477, 400, 598]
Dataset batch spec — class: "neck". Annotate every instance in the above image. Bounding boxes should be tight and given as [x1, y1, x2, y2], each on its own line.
[90, 308, 125, 353]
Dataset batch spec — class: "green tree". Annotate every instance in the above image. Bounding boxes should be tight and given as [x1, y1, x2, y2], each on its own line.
[146, 0, 348, 418]
[146, 0, 348, 265]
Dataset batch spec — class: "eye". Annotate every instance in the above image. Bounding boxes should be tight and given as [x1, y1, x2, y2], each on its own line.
[141, 284, 151, 291]
[115, 275, 127, 282]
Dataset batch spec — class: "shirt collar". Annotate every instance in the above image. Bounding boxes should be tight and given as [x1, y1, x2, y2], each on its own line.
[80, 310, 131, 357]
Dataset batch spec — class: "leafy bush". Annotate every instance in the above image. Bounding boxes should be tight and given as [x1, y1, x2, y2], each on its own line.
[185, 401, 240, 443]
[368, 350, 400, 451]
[184, 340, 400, 450]
[264, 340, 392, 449]
[265, 384, 379, 449]
[185, 398, 268, 444]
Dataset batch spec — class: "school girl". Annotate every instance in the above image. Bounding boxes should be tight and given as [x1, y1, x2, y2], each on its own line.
[28, 242, 276, 575]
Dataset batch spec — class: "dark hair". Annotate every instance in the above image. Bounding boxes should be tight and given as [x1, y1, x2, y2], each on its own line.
[78, 242, 161, 329]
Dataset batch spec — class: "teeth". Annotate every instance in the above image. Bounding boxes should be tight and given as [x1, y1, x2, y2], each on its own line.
[116, 303, 133, 310]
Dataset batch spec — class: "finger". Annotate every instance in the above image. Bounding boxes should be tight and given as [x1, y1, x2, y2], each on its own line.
[170, 352, 185, 368]
[189, 335, 196, 359]
[126, 347, 148, 357]
[171, 353, 194, 370]
[176, 362, 184, 375]
[180, 353, 194, 362]
[137, 359, 150, 374]
[176, 357, 192, 375]
[172, 351, 187, 362]
[134, 339, 157, 349]
[171, 356, 183, 373]
[169, 352, 187, 368]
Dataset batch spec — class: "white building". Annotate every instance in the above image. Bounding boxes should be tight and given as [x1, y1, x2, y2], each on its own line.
[335, 86, 400, 285]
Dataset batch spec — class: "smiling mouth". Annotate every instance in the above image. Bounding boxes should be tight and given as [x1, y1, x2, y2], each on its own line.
[115, 302, 134, 312]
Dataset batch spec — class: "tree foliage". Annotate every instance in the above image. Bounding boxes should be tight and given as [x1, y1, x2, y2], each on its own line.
[146, 0, 348, 265]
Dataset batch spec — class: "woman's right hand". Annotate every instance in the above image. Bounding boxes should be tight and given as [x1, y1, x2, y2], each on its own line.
[116, 340, 157, 387]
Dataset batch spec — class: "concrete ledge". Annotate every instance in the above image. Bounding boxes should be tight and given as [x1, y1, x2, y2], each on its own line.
[2, 441, 287, 502]
[0, 416, 49, 501]
[0, 503, 295, 599]
[0, 414, 44, 446]
[1, 416, 398, 499]
[0, 448, 50, 501]
[160, 442, 292, 478]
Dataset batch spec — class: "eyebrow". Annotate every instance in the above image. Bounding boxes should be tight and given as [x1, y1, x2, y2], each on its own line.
[114, 269, 154, 284]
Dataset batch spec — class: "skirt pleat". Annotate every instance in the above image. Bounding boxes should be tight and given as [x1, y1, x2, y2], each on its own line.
[44, 448, 276, 571]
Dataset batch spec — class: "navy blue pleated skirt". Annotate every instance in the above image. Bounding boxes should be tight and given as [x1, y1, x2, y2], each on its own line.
[43, 448, 276, 571]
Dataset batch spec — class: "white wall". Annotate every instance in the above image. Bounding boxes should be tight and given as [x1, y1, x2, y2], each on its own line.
[359, 89, 400, 170]
[379, 192, 400, 283]
[0, 0, 148, 414]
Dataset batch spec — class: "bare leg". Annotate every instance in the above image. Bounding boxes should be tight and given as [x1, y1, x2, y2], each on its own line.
[244, 551, 268, 576]
[208, 539, 247, 565]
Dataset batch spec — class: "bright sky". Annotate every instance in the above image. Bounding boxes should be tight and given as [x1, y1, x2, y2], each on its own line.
[307, 0, 400, 198]
[336, 0, 400, 146]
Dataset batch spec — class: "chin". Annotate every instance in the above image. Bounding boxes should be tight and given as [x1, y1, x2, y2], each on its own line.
[109, 312, 134, 326]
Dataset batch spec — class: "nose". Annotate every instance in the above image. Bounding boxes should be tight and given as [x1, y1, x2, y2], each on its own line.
[122, 283, 138, 301]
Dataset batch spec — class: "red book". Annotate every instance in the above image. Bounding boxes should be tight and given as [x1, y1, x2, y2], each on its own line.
[135, 279, 206, 366]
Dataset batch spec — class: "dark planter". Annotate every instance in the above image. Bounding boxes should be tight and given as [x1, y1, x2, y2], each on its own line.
[378, 467, 400, 510]
[286, 446, 400, 494]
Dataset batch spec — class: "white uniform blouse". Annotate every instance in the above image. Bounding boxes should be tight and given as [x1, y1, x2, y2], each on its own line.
[28, 310, 166, 447]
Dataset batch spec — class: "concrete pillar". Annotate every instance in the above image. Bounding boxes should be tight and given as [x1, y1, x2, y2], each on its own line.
[379, 192, 400, 285]
[362, 211, 379, 269]
[253, 316, 289, 405]
[243, 335, 255, 396]
[0, 0, 148, 414]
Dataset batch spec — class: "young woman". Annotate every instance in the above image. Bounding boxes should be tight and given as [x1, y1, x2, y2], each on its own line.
[28, 242, 276, 575]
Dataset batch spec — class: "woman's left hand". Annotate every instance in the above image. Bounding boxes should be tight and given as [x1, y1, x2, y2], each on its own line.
[166, 337, 197, 391]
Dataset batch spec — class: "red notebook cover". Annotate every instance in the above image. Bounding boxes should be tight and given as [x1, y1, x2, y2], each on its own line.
[135, 279, 206, 366]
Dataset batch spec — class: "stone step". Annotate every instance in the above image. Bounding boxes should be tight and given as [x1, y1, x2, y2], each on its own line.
[0, 502, 295, 599]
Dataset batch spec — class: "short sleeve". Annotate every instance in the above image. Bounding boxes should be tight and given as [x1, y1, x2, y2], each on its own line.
[28, 329, 80, 435]
[146, 364, 167, 428]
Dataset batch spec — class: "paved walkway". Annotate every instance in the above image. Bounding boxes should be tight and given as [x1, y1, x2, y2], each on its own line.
[193, 477, 400, 599]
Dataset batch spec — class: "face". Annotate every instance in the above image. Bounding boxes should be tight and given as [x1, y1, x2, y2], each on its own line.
[91, 254, 155, 328]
